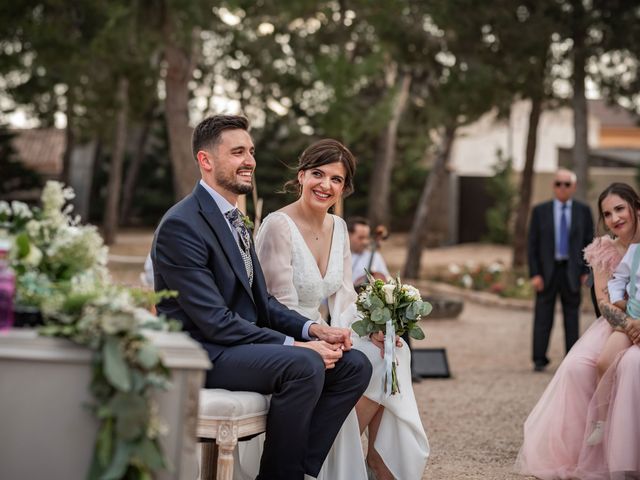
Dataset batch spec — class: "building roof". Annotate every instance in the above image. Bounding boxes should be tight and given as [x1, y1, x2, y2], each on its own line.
[11, 128, 65, 176]
[588, 99, 640, 128]
[590, 147, 640, 167]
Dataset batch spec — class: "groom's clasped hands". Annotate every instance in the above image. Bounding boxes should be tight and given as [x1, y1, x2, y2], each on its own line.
[294, 323, 354, 369]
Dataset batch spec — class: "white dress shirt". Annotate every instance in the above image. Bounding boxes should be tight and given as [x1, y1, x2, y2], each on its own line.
[351, 250, 391, 283]
[608, 243, 640, 304]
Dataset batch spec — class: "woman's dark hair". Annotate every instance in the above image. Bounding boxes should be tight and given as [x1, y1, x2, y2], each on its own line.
[597, 182, 640, 236]
[283, 139, 356, 197]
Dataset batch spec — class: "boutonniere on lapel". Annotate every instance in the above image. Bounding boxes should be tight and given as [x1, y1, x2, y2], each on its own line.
[241, 213, 254, 231]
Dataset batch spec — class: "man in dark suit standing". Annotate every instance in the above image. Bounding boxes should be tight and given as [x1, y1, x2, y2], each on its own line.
[152, 115, 372, 479]
[528, 168, 594, 372]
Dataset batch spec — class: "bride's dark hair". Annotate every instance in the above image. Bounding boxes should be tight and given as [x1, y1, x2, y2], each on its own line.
[282, 139, 357, 197]
[597, 182, 640, 236]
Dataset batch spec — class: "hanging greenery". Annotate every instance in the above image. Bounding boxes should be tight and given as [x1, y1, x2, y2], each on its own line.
[1, 181, 179, 479]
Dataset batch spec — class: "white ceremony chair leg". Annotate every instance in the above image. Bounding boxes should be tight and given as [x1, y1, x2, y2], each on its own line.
[215, 423, 238, 480]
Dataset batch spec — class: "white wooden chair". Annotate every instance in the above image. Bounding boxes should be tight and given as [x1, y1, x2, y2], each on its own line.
[197, 389, 270, 480]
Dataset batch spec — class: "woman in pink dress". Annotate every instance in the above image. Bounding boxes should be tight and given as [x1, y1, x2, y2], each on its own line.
[516, 182, 640, 479]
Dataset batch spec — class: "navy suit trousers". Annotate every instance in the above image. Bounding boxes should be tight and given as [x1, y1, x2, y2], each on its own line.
[205, 343, 372, 479]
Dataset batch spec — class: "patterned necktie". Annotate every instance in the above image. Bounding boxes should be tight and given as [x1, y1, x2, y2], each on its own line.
[225, 209, 253, 286]
[558, 203, 569, 258]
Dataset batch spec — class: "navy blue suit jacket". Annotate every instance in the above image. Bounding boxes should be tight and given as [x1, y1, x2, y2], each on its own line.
[152, 184, 309, 362]
[527, 199, 594, 293]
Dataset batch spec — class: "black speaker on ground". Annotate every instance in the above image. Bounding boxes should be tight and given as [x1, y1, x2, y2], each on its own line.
[412, 348, 451, 378]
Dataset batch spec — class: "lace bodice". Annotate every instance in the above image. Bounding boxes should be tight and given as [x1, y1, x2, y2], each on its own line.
[255, 212, 357, 327]
[254, 213, 430, 480]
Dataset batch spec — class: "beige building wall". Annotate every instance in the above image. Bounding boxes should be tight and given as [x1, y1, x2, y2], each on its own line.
[450, 99, 601, 177]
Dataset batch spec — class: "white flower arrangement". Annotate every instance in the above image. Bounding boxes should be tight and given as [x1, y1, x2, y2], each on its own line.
[353, 273, 432, 395]
[2, 181, 179, 478]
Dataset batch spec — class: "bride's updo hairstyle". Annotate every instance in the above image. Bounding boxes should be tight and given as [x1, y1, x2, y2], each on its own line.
[597, 182, 640, 236]
[283, 139, 357, 197]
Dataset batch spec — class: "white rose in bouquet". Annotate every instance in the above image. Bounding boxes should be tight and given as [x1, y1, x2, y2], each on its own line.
[353, 274, 431, 394]
[382, 284, 395, 304]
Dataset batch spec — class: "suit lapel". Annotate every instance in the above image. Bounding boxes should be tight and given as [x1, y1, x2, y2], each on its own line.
[569, 201, 580, 245]
[545, 201, 555, 242]
[194, 185, 254, 301]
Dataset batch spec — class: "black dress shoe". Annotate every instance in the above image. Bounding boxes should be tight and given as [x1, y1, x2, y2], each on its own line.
[533, 364, 546, 372]
[411, 374, 422, 383]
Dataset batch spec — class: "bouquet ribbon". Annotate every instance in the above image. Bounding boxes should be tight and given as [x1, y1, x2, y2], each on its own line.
[384, 318, 395, 396]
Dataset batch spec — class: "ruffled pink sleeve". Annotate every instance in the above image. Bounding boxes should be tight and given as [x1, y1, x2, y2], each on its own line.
[583, 235, 623, 277]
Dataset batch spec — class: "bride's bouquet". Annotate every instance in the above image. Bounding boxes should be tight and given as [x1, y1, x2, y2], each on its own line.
[352, 273, 431, 395]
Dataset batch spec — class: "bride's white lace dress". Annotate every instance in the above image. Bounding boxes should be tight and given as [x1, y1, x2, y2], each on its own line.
[246, 212, 429, 480]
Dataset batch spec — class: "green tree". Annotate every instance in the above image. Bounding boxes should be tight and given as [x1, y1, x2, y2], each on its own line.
[484, 151, 516, 244]
[556, 1, 640, 200]
[0, 1, 109, 184]
[204, 2, 404, 216]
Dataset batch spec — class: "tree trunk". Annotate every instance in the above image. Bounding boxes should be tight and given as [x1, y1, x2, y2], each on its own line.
[120, 105, 155, 223]
[87, 137, 103, 218]
[367, 69, 412, 228]
[61, 87, 75, 185]
[403, 126, 456, 279]
[512, 95, 543, 268]
[163, 17, 199, 200]
[572, 1, 589, 201]
[103, 77, 129, 245]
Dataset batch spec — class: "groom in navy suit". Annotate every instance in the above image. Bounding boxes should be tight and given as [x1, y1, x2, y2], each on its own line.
[152, 115, 372, 479]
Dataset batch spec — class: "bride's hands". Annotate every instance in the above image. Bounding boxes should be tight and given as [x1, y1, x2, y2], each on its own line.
[369, 331, 403, 358]
[308, 323, 353, 351]
[294, 340, 343, 369]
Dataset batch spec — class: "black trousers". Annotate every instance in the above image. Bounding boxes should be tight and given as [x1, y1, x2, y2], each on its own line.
[205, 343, 372, 479]
[533, 261, 581, 367]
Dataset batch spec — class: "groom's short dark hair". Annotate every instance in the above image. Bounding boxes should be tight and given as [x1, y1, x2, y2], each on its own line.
[192, 115, 250, 162]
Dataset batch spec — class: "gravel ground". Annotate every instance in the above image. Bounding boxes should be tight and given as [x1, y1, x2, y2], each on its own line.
[108, 231, 591, 480]
[412, 299, 600, 480]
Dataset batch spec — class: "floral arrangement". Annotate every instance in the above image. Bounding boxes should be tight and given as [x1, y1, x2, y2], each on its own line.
[353, 274, 431, 394]
[0, 181, 178, 479]
[435, 261, 532, 299]
[1, 182, 109, 310]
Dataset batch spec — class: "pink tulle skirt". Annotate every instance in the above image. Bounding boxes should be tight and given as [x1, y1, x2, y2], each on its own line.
[516, 317, 640, 479]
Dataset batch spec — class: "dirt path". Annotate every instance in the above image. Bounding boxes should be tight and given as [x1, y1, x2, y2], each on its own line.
[413, 299, 595, 479]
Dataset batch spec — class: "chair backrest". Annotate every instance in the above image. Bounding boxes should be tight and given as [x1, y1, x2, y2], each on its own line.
[588, 269, 601, 318]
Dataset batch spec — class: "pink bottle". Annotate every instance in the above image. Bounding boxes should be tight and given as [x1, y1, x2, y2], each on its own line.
[0, 238, 14, 330]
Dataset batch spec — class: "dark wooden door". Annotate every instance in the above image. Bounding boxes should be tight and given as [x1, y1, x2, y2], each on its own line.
[457, 176, 493, 243]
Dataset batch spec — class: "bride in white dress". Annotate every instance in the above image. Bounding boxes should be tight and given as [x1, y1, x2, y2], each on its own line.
[254, 139, 429, 479]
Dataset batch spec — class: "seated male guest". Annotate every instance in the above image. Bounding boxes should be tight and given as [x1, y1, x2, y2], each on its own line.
[347, 216, 390, 285]
[347, 216, 424, 383]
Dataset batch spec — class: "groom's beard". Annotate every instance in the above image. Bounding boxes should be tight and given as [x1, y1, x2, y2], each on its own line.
[215, 169, 254, 195]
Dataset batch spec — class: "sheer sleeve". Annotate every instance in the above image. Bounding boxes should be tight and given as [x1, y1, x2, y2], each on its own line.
[255, 213, 299, 309]
[327, 217, 360, 329]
